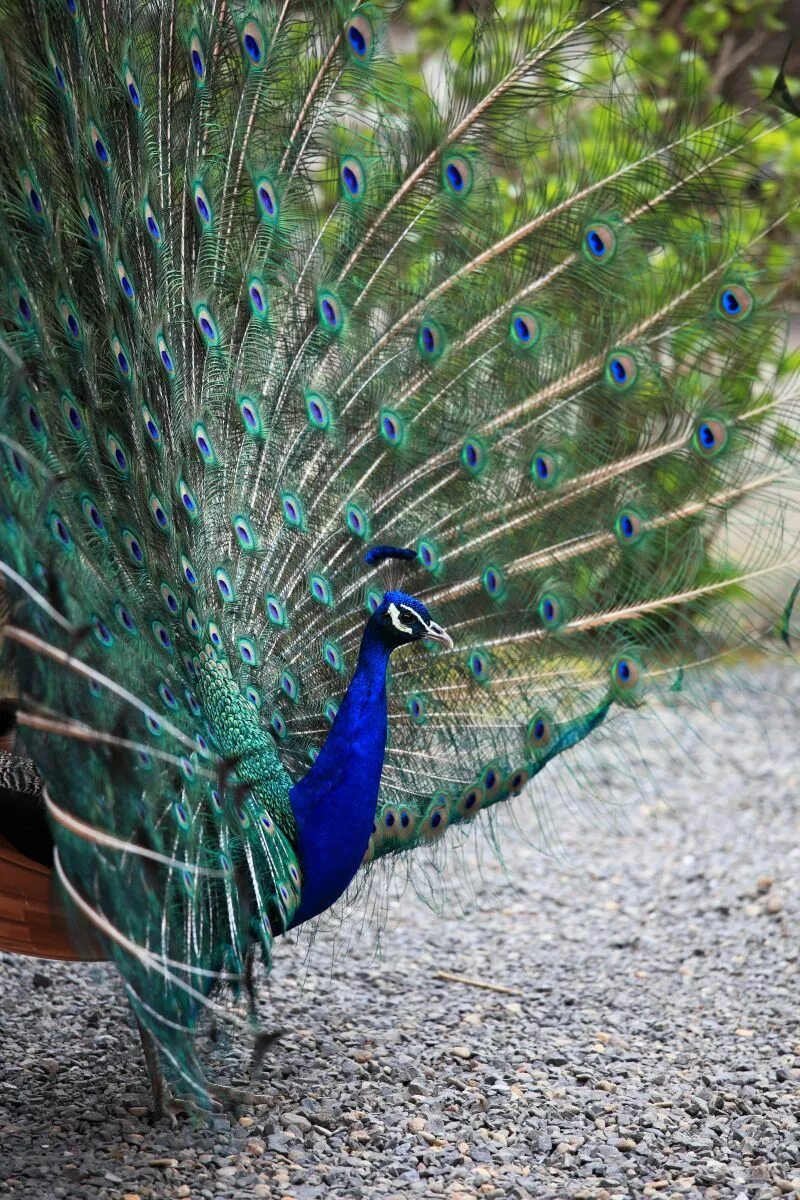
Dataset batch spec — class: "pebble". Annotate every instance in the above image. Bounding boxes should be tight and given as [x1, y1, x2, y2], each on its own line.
[0, 664, 797, 1200]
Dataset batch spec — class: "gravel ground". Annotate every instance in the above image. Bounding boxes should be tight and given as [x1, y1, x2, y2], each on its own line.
[0, 662, 798, 1200]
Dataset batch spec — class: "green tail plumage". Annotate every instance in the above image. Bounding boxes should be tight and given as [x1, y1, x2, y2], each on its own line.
[0, 0, 797, 1102]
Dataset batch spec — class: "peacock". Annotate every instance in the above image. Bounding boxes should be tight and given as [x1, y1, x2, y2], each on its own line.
[0, 0, 798, 1115]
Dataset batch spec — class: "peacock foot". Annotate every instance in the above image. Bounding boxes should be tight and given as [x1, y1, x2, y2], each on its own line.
[252, 1027, 284, 1071]
[206, 1081, 274, 1109]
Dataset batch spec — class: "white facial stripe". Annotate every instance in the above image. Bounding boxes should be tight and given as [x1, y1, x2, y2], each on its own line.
[387, 602, 415, 635]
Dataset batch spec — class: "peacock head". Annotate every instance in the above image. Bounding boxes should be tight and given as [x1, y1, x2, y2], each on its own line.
[371, 589, 453, 651]
[364, 546, 453, 652]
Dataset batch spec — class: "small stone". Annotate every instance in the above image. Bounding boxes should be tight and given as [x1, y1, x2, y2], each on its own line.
[616, 1138, 636, 1152]
[408, 1117, 426, 1133]
[451, 1046, 472, 1060]
[32, 972, 52, 989]
[756, 876, 774, 893]
[766, 893, 784, 915]
[735, 1028, 755, 1038]
[281, 1112, 312, 1132]
[148, 1158, 178, 1168]
[239, 1114, 255, 1128]
[128, 1106, 149, 1118]
[216, 1166, 237, 1178]
[40, 1058, 60, 1076]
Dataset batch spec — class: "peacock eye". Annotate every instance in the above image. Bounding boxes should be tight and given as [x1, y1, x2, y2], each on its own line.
[241, 18, 266, 66]
[255, 177, 278, 221]
[89, 121, 110, 167]
[527, 710, 554, 755]
[340, 156, 365, 199]
[142, 197, 162, 242]
[194, 304, 219, 346]
[442, 153, 473, 196]
[190, 33, 206, 81]
[510, 310, 541, 349]
[605, 350, 638, 390]
[124, 65, 143, 111]
[693, 417, 728, 458]
[418, 319, 445, 361]
[318, 289, 344, 333]
[345, 14, 375, 61]
[193, 182, 213, 226]
[716, 282, 753, 321]
[583, 222, 616, 260]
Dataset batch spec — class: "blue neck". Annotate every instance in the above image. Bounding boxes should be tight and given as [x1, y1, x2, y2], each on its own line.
[288, 621, 391, 927]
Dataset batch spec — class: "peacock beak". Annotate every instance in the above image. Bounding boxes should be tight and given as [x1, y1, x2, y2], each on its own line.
[425, 620, 453, 649]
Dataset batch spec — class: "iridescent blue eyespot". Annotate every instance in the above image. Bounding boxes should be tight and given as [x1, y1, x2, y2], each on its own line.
[114, 603, 138, 635]
[182, 556, 198, 587]
[318, 290, 343, 332]
[538, 592, 565, 628]
[584, 223, 616, 260]
[143, 198, 161, 242]
[408, 694, 426, 726]
[615, 509, 645, 545]
[80, 197, 102, 241]
[115, 259, 135, 301]
[124, 66, 142, 110]
[418, 320, 445, 361]
[111, 335, 132, 379]
[365, 588, 382, 615]
[20, 171, 44, 219]
[346, 15, 374, 60]
[324, 699, 339, 725]
[717, 283, 753, 321]
[612, 655, 640, 692]
[340, 156, 365, 199]
[173, 800, 190, 831]
[306, 392, 331, 430]
[142, 405, 161, 444]
[281, 491, 303, 528]
[468, 650, 490, 682]
[160, 583, 180, 615]
[345, 502, 369, 539]
[380, 409, 404, 446]
[81, 496, 106, 534]
[145, 710, 163, 737]
[482, 565, 504, 598]
[194, 423, 215, 464]
[248, 277, 268, 317]
[510, 310, 540, 349]
[461, 437, 486, 476]
[281, 671, 299, 701]
[606, 351, 637, 390]
[233, 515, 256, 549]
[106, 433, 129, 475]
[26, 401, 43, 435]
[323, 641, 343, 672]
[50, 512, 72, 548]
[178, 478, 199, 516]
[93, 617, 114, 648]
[159, 681, 179, 710]
[531, 450, 558, 488]
[239, 396, 264, 437]
[443, 154, 473, 196]
[195, 304, 219, 346]
[239, 638, 257, 665]
[89, 122, 110, 166]
[693, 418, 728, 459]
[152, 622, 173, 652]
[215, 568, 236, 602]
[59, 297, 81, 341]
[417, 539, 439, 571]
[265, 594, 286, 626]
[122, 528, 145, 565]
[11, 283, 33, 326]
[185, 608, 201, 637]
[190, 34, 205, 81]
[256, 177, 278, 220]
[309, 573, 333, 606]
[242, 18, 266, 65]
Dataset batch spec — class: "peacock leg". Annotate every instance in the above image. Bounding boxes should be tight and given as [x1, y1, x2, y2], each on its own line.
[205, 1081, 274, 1108]
[252, 1027, 283, 1071]
[134, 1017, 219, 1121]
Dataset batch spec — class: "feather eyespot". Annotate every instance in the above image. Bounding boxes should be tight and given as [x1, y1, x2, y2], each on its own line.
[255, 177, 278, 221]
[281, 671, 299, 701]
[115, 259, 135, 301]
[185, 609, 201, 638]
[26, 400, 44, 436]
[615, 508, 645, 545]
[245, 685, 262, 709]
[10, 282, 33, 326]
[248, 277, 268, 317]
[442, 154, 473, 196]
[49, 50, 67, 90]
[114, 603, 138, 635]
[93, 617, 114, 648]
[612, 654, 643, 700]
[195, 304, 219, 346]
[345, 502, 369, 539]
[207, 622, 223, 649]
[241, 18, 266, 65]
[81, 495, 106, 535]
[111, 334, 132, 379]
[345, 14, 375, 60]
[717, 283, 753, 321]
[190, 34, 206, 81]
[178, 478, 199, 517]
[482, 565, 505, 599]
[340, 156, 365, 199]
[20, 170, 44, 219]
[538, 591, 566, 628]
[124, 66, 142, 111]
[306, 392, 331, 430]
[270, 711, 287, 740]
[106, 433, 129, 474]
[606, 350, 638, 390]
[379, 409, 404, 446]
[160, 583, 180, 615]
[508, 768, 529, 797]
[482, 765, 503, 801]
[584, 223, 616, 260]
[309, 573, 333, 606]
[155, 333, 175, 375]
[80, 196, 102, 241]
[510, 310, 540, 349]
[365, 588, 382, 615]
[149, 494, 169, 530]
[49, 512, 72, 549]
[323, 641, 344, 672]
[193, 182, 212, 226]
[233, 515, 256, 549]
[239, 396, 264, 437]
[122, 528, 145, 565]
[194, 422, 216, 464]
[142, 198, 162, 242]
[418, 319, 445, 360]
[318, 289, 344, 333]
[142, 404, 162, 443]
[417, 539, 439, 571]
[527, 711, 554, 755]
[407, 693, 426, 726]
[59, 297, 81, 341]
[89, 122, 110, 167]
[461, 437, 486, 476]
[239, 638, 258, 665]
[265, 594, 287, 626]
[181, 556, 198, 587]
[159, 681, 179, 710]
[282, 491, 303, 528]
[468, 649, 490, 683]
[422, 799, 449, 840]
[693, 417, 728, 458]
[458, 784, 484, 818]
